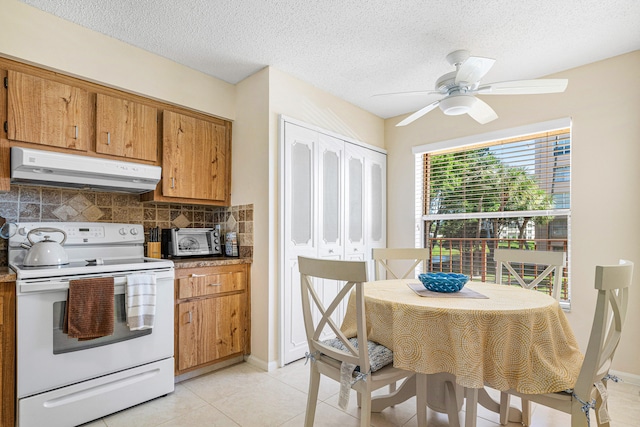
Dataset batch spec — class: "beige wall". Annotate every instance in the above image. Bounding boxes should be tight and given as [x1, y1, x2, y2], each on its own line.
[385, 50, 640, 378]
[0, 0, 235, 119]
[233, 68, 271, 366]
[269, 68, 385, 149]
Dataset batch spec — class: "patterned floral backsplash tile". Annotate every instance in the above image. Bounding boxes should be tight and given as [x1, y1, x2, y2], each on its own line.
[0, 185, 253, 266]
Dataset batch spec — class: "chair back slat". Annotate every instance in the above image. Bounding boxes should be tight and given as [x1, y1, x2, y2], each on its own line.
[372, 248, 430, 280]
[298, 256, 370, 372]
[494, 249, 566, 300]
[574, 260, 633, 396]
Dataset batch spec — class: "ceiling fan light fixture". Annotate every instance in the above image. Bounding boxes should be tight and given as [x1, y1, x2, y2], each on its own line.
[439, 94, 477, 116]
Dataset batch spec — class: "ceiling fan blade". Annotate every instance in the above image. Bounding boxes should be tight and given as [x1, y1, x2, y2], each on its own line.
[373, 90, 440, 97]
[396, 100, 440, 127]
[476, 79, 568, 95]
[455, 56, 496, 85]
[467, 98, 498, 124]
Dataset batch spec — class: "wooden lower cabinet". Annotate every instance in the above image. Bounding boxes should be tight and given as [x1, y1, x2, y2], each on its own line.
[0, 281, 15, 427]
[174, 263, 250, 375]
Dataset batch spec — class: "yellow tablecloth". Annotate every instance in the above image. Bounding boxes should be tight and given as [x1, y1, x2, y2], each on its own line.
[340, 280, 583, 394]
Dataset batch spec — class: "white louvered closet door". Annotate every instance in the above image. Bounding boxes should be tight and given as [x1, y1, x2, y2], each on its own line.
[344, 143, 366, 262]
[282, 122, 317, 365]
[281, 118, 386, 365]
[366, 149, 387, 280]
[316, 134, 346, 342]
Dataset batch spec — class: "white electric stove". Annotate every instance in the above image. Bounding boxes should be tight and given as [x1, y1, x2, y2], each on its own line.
[9, 222, 175, 427]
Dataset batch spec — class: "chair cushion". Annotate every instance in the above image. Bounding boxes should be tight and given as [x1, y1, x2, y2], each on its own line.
[322, 337, 393, 372]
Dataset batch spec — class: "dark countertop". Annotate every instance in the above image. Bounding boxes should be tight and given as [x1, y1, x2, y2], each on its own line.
[169, 257, 252, 269]
[0, 267, 17, 283]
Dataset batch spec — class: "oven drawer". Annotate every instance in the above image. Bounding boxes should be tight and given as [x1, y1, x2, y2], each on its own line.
[18, 357, 174, 427]
[177, 264, 246, 299]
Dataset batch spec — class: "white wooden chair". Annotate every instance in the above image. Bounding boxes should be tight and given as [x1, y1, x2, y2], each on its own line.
[372, 248, 429, 395]
[372, 248, 430, 280]
[494, 248, 567, 423]
[298, 256, 413, 427]
[494, 248, 567, 300]
[468, 259, 634, 427]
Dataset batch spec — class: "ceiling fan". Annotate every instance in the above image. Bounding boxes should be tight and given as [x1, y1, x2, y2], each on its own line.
[388, 50, 568, 127]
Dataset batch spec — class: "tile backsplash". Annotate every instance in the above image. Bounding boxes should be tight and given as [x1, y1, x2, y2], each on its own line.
[0, 185, 253, 266]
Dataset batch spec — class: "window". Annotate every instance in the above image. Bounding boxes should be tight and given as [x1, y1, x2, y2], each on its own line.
[414, 120, 571, 303]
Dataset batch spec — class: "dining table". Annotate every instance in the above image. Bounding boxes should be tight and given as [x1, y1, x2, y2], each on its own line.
[340, 279, 584, 427]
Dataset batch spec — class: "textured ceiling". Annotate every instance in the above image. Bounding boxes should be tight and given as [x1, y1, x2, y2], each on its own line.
[19, 0, 640, 119]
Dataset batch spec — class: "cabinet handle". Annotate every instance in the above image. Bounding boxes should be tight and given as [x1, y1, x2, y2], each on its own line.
[107, 132, 111, 145]
[74, 125, 78, 139]
[187, 311, 192, 323]
[328, 249, 334, 254]
[208, 283, 222, 287]
[191, 274, 206, 277]
[171, 177, 176, 189]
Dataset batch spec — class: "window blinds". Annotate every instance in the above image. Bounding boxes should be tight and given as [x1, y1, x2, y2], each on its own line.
[423, 128, 571, 221]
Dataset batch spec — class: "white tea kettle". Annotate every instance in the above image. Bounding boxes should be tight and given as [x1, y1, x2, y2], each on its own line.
[22, 227, 69, 267]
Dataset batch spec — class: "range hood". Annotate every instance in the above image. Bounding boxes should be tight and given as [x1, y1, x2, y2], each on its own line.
[11, 147, 161, 194]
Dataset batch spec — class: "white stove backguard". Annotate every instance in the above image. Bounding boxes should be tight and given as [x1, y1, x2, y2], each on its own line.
[8, 222, 147, 267]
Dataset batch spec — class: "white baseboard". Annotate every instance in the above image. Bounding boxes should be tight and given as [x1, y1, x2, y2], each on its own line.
[610, 369, 640, 386]
[244, 354, 279, 372]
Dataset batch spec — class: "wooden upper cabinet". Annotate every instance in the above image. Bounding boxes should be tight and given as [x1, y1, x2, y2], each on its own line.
[7, 70, 92, 151]
[162, 110, 229, 202]
[96, 93, 158, 162]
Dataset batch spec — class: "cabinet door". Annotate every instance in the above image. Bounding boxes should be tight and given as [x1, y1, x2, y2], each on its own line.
[7, 71, 91, 151]
[0, 69, 7, 193]
[177, 293, 245, 371]
[96, 94, 157, 161]
[1, 282, 15, 427]
[177, 268, 246, 299]
[163, 111, 228, 201]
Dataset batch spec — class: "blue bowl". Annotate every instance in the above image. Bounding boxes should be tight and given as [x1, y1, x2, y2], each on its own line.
[418, 273, 470, 293]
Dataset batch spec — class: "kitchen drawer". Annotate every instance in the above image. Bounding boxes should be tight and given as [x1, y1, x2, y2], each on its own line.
[177, 266, 246, 299]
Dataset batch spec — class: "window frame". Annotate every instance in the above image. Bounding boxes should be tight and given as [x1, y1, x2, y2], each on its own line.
[413, 118, 572, 309]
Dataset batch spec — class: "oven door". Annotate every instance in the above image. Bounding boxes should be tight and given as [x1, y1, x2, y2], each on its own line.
[16, 268, 174, 398]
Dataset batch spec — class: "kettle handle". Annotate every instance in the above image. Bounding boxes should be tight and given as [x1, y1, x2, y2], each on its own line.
[27, 227, 68, 246]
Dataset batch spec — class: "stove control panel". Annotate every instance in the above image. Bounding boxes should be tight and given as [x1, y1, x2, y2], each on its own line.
[66, 226, 105, 238]
[9, 222, 146, 248]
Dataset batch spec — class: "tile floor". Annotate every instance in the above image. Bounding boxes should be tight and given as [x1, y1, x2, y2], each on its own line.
[83, 360, 640, 427]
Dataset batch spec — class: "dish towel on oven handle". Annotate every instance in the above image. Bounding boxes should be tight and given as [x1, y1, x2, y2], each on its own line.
[64, 277, 115, 340]
[125, 273, 157, 330]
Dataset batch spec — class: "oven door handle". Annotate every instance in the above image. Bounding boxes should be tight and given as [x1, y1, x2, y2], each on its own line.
[20, 276, 129, 293]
